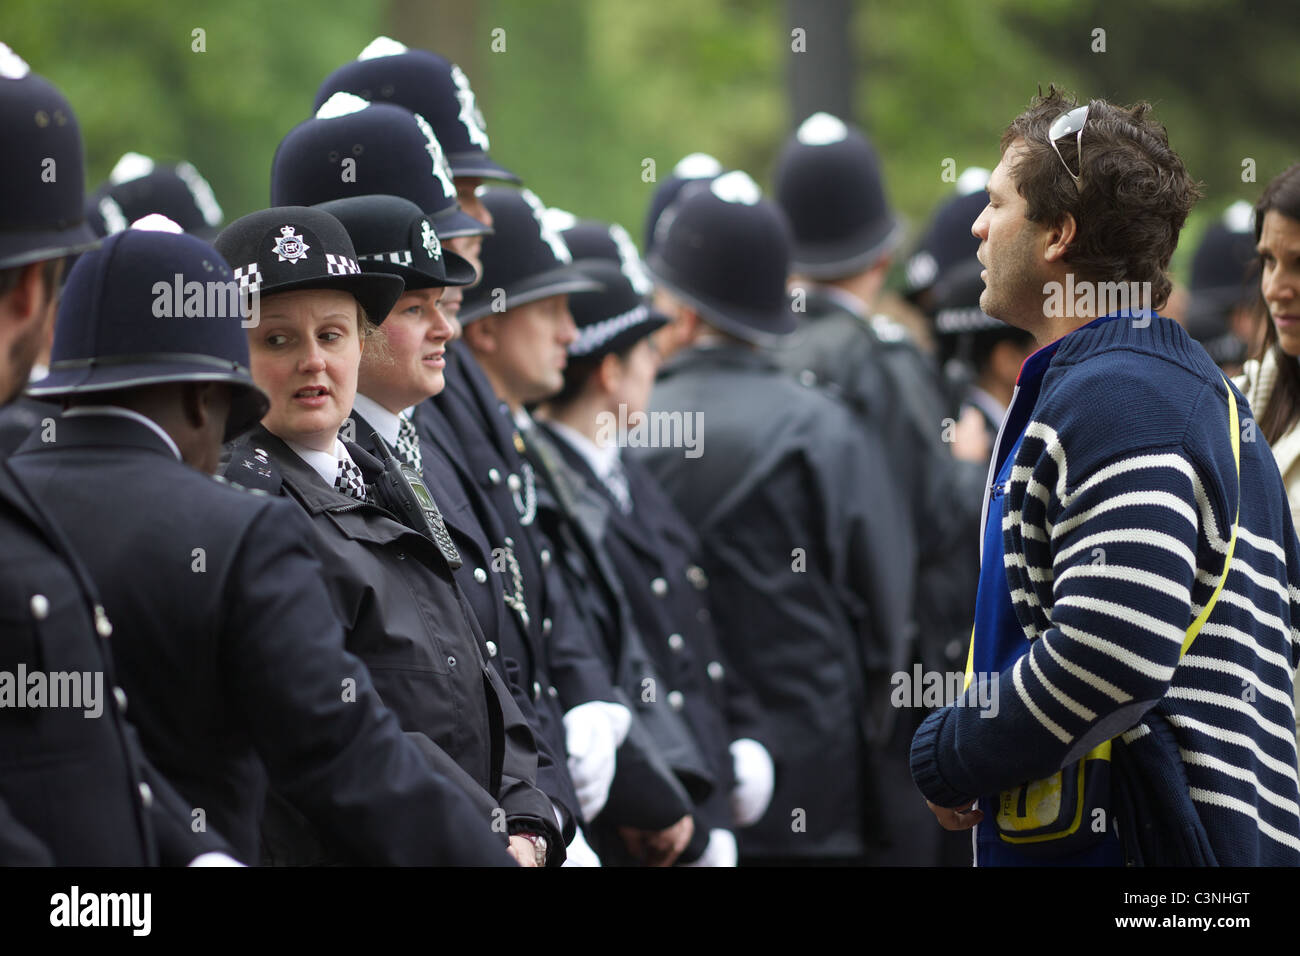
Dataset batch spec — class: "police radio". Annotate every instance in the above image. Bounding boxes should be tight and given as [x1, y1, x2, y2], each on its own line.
[369, 432, 463, 569]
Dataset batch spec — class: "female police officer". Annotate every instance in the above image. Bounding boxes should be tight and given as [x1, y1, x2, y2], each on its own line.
[215, 206, 560, 866]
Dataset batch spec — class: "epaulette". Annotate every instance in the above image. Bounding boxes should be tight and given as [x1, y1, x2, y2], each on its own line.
[217, 439, 282, 496]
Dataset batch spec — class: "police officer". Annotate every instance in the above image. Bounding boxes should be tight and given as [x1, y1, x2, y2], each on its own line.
[310, 192, 585, 853]
[458, 188, 709, 865]
[0, 43, 232, 865]
[217, 205, 560, 865]
[11, 217, 514, 866]
[637, 169, 915, 865]
[1186, 200, 1261, 373]
[85, 151, 225, 239]
[536, 217, 779, 865]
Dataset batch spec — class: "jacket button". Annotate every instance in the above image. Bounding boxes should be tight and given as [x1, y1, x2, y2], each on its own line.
[686, 565, 709, 590]
[707, 661, 725, 682]
[138, 782, 154, 808]
[397, 552, 406, 560]
[29, 594, 49, 620]
[798, 369, 818, 387]
[94, 606, 113, 638]
[667, 690, 684, 711]
[485, 640, 498, 658]
[447, 656, 457, 667]
[667, 633, 684, 652]
[504, 536, 514, 547]
[651, 577, 668, 597]
[533, 681, 542, 701]
[696, 607, 711, 624]
[540, 549, 551, 568]
[507, 474, 521, 492]
[474, 567, 488, 584]
[542, 617, 552, 635]
[488, 468, 501, 485]
[548, 685, 558, 698]
[114, 687, 128, 713]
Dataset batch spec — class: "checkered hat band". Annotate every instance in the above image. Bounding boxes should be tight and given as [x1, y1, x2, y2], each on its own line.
[325, 253, 361, 275]
[571, 304, 651, 357]
[232, 262, 263, 295]
[358, 250, 415, 267]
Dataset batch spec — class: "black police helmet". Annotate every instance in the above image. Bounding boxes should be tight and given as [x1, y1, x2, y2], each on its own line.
[0, 44, 99, 269]
[904, 168, 991, 301]
[272, 94, 488, 240]
[213, 206, 404, 328]
[459, 189, 602, 324]
[646, 170, 797, 345]
[555, 214, 656, 300]
[643, 153, 724, 255]
[86, 153, 224, 240]
[566, 259, 669, 362]
[313, 195, 477, 292]
[315, 37, 519, 184]
[773, 112, 903, 280]
[27, 219, 269, 440]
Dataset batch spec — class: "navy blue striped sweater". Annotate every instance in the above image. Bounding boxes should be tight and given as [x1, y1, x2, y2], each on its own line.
[911, 313, 1300, 865]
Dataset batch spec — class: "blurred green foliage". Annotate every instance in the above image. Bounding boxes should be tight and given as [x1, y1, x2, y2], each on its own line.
[5, 0, 1297, 279]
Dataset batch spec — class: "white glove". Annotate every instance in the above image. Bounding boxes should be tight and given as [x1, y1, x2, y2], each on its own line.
[679, 828, 738, 867]
[561, 825, 602, 867]
[563, 701, 632, 822]
[729, 738, 774, 827]
[188, 852, 245, 867]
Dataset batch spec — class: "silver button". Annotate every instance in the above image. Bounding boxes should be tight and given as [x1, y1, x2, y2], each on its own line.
[507, 474, 521, 492]
[696, 607, 711, 624]
[114, 687, 128, 713]
[686, 565, 709, 590]
[798, 369, 818, 387]
[94, 606, 113, 638]
[533, 681, 542, 701]
[447, 656, 457, 667]
[474, 567, 488, 584]
[138, 782, 154, 808]
[488, 468, 501, 485]
[29, 594, 49, 620]
[707, 661, 725, 682]
[504, 536, 514, 547]
[540, 549, 551, 569]
[651, 577, 668, 597]
[667, 690, 684, 711]
[486, 640, 498, 658]
[668, 633, 684, 652]
[548, 685, 558, 698]
[542, 617, 552, 636]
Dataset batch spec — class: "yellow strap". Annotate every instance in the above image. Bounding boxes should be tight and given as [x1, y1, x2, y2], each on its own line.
[965, 374, 1242, 684]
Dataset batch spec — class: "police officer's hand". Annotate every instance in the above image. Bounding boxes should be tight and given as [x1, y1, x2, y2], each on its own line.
[506, 835, 539, 867]
[925, 799, 983, 831]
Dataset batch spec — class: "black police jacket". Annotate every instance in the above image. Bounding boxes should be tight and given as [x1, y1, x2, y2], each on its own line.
[10, 413, 513, 865]
[223, 425, 560, 860]
[777, 287, 984, 675]
[347, 407, 579, 844]
[635, 344, 917, 859]
[0, 448, 229, 865]
[540, 422, 748, 840]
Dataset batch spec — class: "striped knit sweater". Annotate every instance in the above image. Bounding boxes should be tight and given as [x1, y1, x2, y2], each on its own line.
[911, 313, 1300, 865]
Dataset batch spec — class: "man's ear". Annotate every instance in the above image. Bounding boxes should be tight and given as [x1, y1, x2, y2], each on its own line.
[2, 261, 56, 327]
[462, 315, 497, 354]
[1043, 212, 1078, 264]
[180, 382, 208, 430]
[596, 352, 622, 394]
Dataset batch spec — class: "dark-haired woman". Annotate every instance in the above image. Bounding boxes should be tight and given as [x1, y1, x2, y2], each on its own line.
[1234, 161, 1300, 738]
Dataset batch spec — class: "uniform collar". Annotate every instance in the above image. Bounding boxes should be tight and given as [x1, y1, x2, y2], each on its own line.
[62, 405, 182, 461]
[283, 435, 357, 490]
[352, 392, 414, 449]
[544, 418, 621, 482]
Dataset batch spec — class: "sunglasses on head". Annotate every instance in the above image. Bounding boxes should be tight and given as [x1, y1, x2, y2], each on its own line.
[1048, 104, 1090, 187]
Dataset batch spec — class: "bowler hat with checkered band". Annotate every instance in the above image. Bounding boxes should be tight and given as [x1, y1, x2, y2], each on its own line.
[213, 206, 403, 325]
[313, 194, 477, 290]
[26, 223, 269, 440]
[271, 94, 488, 240]
[0, 44, 99, 269]
[314, 37, 520, 184]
